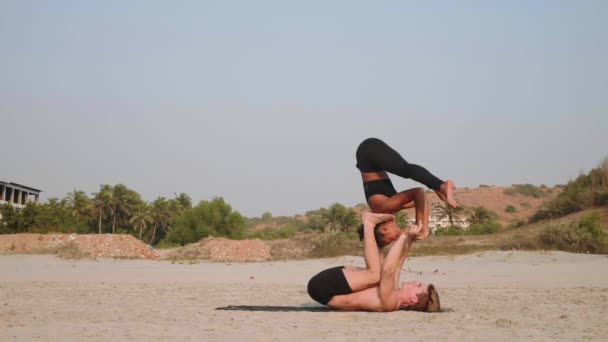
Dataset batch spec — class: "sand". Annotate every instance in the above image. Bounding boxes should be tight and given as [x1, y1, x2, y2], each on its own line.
[1, 251, 607, 341]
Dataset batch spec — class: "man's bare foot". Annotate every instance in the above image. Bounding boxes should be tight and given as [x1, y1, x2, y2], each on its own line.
[438, 180, 458, 208]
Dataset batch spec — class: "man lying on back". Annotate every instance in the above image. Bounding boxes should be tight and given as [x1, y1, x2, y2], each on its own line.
[307, 211, 440, 312]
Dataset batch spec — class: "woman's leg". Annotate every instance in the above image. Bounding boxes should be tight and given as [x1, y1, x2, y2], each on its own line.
[361, 138, 457, 208]
[364, 138, 444, 190]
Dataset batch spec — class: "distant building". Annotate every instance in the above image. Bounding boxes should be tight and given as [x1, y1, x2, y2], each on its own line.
[0, 180, 42, 211]
[428, 204, 469, 233]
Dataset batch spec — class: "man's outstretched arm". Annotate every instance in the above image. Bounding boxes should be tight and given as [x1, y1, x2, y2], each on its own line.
[343, 212, 394, 292]
[378, 223, 420, 311]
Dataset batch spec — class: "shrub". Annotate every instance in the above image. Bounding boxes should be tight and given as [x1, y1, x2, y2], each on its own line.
[468, 207, 497, 225]
[307, 232, 360, 258]
[434, 226, 464, 236]
[538, 213, 607, 253]
[531, 160, 608, 221]
[505, 205, 517, 213]
[246, 225, 297, 240]
[163, 197, 246, 245]
[467, 221, 501, 235]
[499, 234, 540, 250]
[504, 184, 544, 198]
[509, 220, 527, 228]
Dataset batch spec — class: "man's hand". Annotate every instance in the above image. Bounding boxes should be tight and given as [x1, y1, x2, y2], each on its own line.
[362, 212, 395, 227]
[404, 221, 424, 241]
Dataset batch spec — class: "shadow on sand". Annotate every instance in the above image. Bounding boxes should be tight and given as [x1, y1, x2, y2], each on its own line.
[215, 305, 453, 313]
[215, 305, 333, 312]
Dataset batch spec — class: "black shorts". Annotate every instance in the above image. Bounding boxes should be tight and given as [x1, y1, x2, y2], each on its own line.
[363, 179, 397, 199]
[307, 266, 353, 305]
[355, 137, 444, 192]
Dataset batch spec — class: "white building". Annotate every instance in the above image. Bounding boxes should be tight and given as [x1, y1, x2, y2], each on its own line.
[0, 180, 42, 211]
[428, 204, 469, 233]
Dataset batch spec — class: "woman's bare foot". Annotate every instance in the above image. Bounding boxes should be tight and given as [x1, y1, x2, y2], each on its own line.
[438, 180, 458, 208]
[405, 221, 423, 239]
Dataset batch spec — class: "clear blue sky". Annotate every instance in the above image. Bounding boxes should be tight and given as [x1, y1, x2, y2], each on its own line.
[2, 1, 607, 216]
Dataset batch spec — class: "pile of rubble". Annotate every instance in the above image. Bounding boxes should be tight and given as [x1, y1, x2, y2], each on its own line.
[163, 237, 273, 262]
[0, 234, 159, 260]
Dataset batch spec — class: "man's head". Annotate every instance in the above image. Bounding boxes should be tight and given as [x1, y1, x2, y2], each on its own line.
[397, 281, 441, 312]
[357, 220, 402, 247]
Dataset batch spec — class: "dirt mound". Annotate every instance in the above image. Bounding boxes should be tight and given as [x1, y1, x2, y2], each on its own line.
[0, 234, 159, 260]
[166, 237, 271, 262]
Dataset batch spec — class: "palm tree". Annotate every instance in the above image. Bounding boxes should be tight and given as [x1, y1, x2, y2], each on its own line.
[92, 185, 113, 234]
[149, 197, 172, 244]
[174, 193, 192, 211]
[111, 184, 131, 234]
[322, 203, 357, 233]
[130, 203, 151, 240]
[434, 203, 465, 227]
[468, 207, 494, 225]
[65, 190, 91, 227]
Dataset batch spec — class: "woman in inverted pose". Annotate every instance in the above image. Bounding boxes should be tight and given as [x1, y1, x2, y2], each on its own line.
[355, 137, 457, 247]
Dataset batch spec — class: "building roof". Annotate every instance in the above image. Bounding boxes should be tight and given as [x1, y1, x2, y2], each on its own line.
[0, 180, 42, 193]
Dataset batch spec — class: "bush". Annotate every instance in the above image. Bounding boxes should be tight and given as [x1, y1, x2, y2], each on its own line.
[531, 160, 608, 221]
[434, 226, 464, 236]
[246, 225, 297, 240]
[467, 221, 501, 235]
[307, 232, 360, 258]
[505, 205, 517, 213]
[538, 213, 607, 253]
[509, 220, 527, 228]
[504, 184, 544, 198]
[163, 197, 246, 245]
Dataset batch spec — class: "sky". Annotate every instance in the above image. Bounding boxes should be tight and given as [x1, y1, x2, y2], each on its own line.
[1, 1, 607, 217]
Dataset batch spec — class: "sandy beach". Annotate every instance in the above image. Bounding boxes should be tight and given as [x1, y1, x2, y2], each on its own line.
[1, 251, 607, 341]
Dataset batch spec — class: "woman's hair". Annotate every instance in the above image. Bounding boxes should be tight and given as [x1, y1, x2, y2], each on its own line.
[407, 284, 441, 312]
[357, 223, 386, 247]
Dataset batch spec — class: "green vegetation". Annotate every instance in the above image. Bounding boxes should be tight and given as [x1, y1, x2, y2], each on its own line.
[0, 184, 250, 246]
[434, 203, 466, 227]
[395, 211, 410, 227]
[164, 197, 245, 245]
[261, 212, 273, 221]
[307, 232, 361, 258]
[321, 203, 358, 233]
[538, 213, 607, 253]
[468, 206, 497, 225]
[434, 206, 501, 236]
[246, 225, 297, 240]
[503, 184, 545, 198]
[505, 205, 517, 213]
[434, 226, 466, 236]
[532, 160, 608, 222]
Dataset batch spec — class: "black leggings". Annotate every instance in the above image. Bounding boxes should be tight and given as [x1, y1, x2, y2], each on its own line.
[356, 137, 444, 191]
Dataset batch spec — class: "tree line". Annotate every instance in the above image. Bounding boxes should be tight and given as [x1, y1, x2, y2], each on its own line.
[0, 184, 245, 246]
[2, 181, 551, 245]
